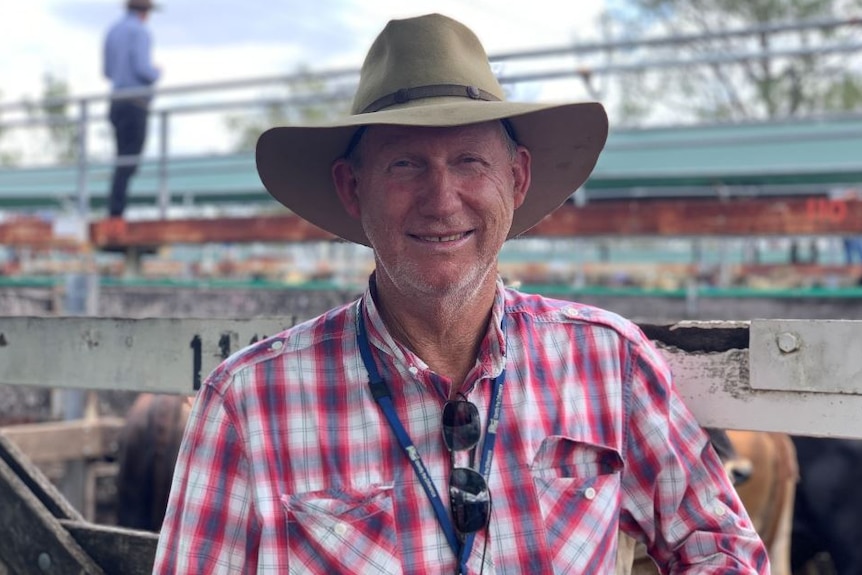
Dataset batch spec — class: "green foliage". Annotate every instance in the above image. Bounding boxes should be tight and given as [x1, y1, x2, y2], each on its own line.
[21, 74, 78, 163]
[225, 67, 352, 152]
[606, 0, 862, 124]
[43, 74, 78, 162]
[0, 88, 14, 166]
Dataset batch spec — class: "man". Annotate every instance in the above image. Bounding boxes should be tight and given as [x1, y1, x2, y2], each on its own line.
[154, 14, 768, 574]
[103, 0, 161, 229]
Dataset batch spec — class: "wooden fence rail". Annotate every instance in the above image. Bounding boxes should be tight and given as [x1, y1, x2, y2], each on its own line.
[0, 316, 860, 574]
[1, 316, 860, 436]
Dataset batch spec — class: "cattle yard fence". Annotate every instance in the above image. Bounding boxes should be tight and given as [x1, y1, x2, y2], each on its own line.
[0, 316, 860, 573]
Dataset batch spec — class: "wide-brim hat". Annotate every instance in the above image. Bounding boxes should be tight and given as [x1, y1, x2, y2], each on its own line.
[256, 13, 608, 246]
[127, 0, 159, 11]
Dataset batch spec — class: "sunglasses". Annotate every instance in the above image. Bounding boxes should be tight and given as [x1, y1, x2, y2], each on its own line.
[442, 398, 492, 536]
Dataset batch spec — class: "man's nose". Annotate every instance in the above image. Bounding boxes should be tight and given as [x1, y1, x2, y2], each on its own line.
[418, 166, 461, 216]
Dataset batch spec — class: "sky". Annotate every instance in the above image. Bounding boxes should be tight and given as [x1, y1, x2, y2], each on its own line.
[0, 0, 609, 158]
[2, 0, 607, 103]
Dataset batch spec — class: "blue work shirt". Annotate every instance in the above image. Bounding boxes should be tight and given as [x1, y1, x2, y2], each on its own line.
[104, 12, 160, 94]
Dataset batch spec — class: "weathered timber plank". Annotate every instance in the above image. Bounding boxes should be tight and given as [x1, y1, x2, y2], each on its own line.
[660, 347, 862, 438]
[0, 433, 82, 521]
[643, 319, 862, 438]
[2, 317, 862, 437]
[0, 316, 296, 394]
[0, 417, 125, 463]
[60, 520, 158, 575]
[0, 445, 103, 574]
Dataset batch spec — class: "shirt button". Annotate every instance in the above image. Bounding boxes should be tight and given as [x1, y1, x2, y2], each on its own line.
[715, 505, 726, 516]
[270, 340, 283, 350]
[584, 487, 597, 500]
[334, 522, 348, 536]
[408, 366, 419, 375]
[563, 306, 580, 318]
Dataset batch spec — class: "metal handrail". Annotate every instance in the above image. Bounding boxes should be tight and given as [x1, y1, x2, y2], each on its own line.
[0, 15, 860, 218]
[0, 77, 350, 218]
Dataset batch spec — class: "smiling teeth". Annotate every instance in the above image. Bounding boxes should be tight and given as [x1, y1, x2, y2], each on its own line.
[424, 233, 463, 242]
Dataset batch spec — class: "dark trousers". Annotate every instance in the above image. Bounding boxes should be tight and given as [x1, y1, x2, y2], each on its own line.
[109, 100, 149, 217]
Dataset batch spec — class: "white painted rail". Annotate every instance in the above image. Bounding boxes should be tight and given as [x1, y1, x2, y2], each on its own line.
[0, 316, 296, 395]
[1, 317, 860, 438]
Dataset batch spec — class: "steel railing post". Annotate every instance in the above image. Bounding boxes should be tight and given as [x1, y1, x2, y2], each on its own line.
[75, 98, 89, 216]
[158, 109, 169, 218]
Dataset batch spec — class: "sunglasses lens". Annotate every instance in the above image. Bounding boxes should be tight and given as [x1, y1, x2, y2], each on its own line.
[449, 467, 491, 533]
[442, 400, 481, 452]
[442, 401, 491, 534]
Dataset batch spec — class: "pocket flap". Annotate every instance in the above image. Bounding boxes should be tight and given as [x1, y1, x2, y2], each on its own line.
[282, 484, 394, 522]
[531, 436, 623, 478]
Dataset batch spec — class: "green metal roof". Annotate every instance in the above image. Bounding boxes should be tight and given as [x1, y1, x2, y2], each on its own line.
[2, 113, 861, 209]
[593, 114, 862, 189]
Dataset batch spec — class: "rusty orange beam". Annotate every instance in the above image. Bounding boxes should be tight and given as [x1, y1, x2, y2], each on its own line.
[530, 196, 862, 237]
[2, 196, 856, 251]
[89, 213, 336, 248]
[0, 217, 83, 250]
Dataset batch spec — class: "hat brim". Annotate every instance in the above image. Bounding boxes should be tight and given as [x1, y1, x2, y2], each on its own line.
[256, 100, 608, 246]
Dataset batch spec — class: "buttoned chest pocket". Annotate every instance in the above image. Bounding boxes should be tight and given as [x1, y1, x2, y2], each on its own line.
[282, 484, 403, 575]
[530, 436, 624, 572]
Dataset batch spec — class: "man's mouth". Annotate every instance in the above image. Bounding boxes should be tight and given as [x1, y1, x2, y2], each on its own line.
[416, 232, 469, 242]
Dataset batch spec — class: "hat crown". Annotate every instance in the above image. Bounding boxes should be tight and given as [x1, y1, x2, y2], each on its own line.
[351, 14, 505, 115]
[127, 0, 157, 11]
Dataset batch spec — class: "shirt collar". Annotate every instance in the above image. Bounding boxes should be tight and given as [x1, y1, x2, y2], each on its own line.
[359, 274, 508, 380]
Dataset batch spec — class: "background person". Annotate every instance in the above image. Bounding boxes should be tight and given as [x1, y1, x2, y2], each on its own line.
[154, 13, 768, 574]
[103, 0, 161, 230]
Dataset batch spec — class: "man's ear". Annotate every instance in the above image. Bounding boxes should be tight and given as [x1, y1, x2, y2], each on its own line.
[512, 146, 531, 209]
[332, 159, 361, 219]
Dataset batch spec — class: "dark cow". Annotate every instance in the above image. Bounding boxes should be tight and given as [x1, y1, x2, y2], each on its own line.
[791, 436, 862, 575]
[115, 393, 191, 531]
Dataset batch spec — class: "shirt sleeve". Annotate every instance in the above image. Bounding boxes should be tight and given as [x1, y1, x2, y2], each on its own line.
[131, 27, 160, 85]
[152, 382, 260, 574]
[618, 335, 770, 574]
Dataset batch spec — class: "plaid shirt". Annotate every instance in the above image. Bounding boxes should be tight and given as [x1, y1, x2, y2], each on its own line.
[154, 279, 768, 574]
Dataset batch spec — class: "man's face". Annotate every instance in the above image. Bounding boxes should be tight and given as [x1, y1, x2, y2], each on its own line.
[333, 121, 531, 300]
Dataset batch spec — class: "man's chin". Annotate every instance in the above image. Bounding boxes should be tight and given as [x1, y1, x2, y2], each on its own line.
[409, 268, 491, 300]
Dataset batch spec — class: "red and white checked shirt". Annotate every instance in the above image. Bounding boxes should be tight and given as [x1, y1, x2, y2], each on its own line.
[154, 279, 768, 574]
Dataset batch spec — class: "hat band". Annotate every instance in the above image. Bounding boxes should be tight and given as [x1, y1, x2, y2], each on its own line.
[360, 84, 500, 114]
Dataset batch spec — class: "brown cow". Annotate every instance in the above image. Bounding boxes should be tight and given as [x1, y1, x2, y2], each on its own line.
[115, 393, 191, 531]
[623, 429, 798, 575]
[729, 430, 798, 575]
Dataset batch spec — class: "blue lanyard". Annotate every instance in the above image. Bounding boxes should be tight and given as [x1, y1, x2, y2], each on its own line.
[355, 302, 506, 574]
